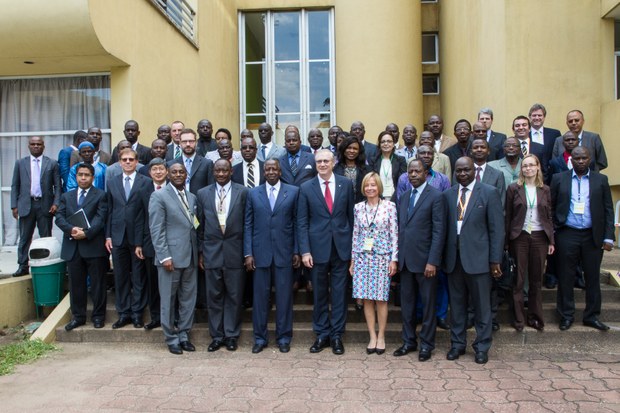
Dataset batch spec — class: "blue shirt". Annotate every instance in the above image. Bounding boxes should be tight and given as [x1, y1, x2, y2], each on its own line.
[565, 170, 591, 230]
[66, 162, 107, 192]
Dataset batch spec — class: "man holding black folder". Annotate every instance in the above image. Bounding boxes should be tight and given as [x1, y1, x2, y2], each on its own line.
[55, 163, 109, 330]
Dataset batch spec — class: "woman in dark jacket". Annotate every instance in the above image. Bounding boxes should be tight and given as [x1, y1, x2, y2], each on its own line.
[334, 136, 369, 203]
[371, 131, 407, 202]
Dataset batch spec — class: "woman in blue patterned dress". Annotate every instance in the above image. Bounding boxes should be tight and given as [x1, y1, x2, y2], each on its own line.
[349, 172, 398, 354]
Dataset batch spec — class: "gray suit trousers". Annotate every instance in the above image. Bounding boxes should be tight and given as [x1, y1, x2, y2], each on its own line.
[158, 264, 197, 346]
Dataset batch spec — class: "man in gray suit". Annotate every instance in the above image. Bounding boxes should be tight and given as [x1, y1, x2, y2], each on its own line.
[256, 123, 286, 162]
[551, 110, 607, 172]
[10, 136, 61, 277]
[197, 159, 248, 352]
[149, 163, 198, 355]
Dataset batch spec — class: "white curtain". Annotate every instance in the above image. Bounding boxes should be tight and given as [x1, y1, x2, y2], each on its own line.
[0, 75, 110, 246]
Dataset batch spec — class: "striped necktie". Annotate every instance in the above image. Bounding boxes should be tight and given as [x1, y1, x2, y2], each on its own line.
[247, 163, 255, 188]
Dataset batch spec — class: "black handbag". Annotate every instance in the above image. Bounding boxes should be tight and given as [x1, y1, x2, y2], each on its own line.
[495, 250, 516, 291]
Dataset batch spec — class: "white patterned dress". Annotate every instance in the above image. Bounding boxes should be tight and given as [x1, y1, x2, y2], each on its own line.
[351, 200, 398, 301]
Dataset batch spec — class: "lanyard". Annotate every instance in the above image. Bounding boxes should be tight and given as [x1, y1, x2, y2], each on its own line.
[457, 189, 471, 221]
[524, 185, 536, 209]
[217, 186, 230, 212]
[364, 200, 380, 229]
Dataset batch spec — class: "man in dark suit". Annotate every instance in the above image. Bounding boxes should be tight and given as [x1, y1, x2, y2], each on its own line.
[157, 124, 171, 145]
[165, 121, 185, 161]
[55, 163, 108, 331]
[478, 108, 507, 158]
[307, 129, 326, 154]
[280, 127, 317, 186]
[138, 138, 168, 177]
[551, 146, 614, 332]
[298, 149, 354, 355]
[149, 163, 199, 354]
[350, 121, 377, 166]
[394, 159, 446, 361]
[105, 147, 152, 329]
[513, 115, 551, 182]
[529, 103, 560, 158]
[552, 110, 607, 172]
[196, 119, 217, 156]
[443, 157, 504, 364]
[327, 125, 343, 154]
[244, 159, 300, 353]
[110, 120, 152, 165]
[443, 119, 472, 172]
[232, 137, 264, 188]
[256, 123, 286, 162]
[197, 159, 248, 352]
[10, 136, 61, 277]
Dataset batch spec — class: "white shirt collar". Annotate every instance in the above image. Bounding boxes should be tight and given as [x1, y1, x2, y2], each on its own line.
[267, 180, 281, 192]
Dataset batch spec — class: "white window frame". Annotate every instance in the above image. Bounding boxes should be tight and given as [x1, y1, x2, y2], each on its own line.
[422, 74, 440, 95]
[422, 33, 439, 64]
[238, 9, 336, 145]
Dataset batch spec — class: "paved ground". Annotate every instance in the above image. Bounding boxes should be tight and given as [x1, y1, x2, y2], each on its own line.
[1, 340, 619, 412]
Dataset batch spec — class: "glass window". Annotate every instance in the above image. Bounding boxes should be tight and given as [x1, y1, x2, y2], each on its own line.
[423, 74, 440, 95]
[240, 9, 335, 145]
[422, 33, 438, 64]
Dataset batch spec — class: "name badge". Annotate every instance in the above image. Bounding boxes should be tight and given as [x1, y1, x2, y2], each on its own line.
[363, 238, 374, 252]
[217, 211, 227, 226]
[574, 202, 585, 215]
[193, 215, 200, 230]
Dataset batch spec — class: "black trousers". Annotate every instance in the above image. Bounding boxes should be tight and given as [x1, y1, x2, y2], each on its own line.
[68, 255, 108, 322]
[111, 237, 146, 318]
[17, 199, 52, 267]
[400, 269, 437, 350]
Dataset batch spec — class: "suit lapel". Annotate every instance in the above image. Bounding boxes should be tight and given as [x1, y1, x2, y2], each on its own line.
[166, 185, 192, 224]
[227, 185, 240, 223]
[408, 185, 430, 222]
[258, 185, 271, 212]
[462, 184, 480, 225]
[311, 178, 329, 213]
[190, 157, 202, 179]
[272, 185, 288, 214]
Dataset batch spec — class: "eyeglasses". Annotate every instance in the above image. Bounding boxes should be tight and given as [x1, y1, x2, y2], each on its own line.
[121, 158, 136, 162]
[316, 159, 331, 164]
[240, 145, 256, 150]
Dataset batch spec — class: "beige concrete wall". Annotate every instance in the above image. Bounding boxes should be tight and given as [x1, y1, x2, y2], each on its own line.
[0, 277, 36, 328]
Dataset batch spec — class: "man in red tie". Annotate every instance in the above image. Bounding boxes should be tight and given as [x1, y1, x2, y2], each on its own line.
[297, 149, 355, 355]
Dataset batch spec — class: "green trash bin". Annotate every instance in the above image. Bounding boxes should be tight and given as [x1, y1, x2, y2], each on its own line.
[29, 237, 66, 316]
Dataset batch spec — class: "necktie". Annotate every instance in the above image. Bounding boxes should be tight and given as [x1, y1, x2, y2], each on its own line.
[475, 167, 482, 183]
[178, 190, 191, 219]
[324, 181, 333, 214]
[269, 186, 276, 211]
[218, 187, 226, 233]
[408, 188, 418, 217]
[31, 158, 42, 197]
[567, 156, 573, 170]
[247, 163, 255, 188]
[457, 187, 468, 220]
[78, 189, 86, 207]
[156, 185, 162, 190]
[185, 158, 192, 175]
[521, 141, 528, 156]
[407, 148, 414, 159]
[124, 176, 131, 199]
[261, 145, 267, 160]
[175, 145, 181, 158]
[290, 155, 298, 176]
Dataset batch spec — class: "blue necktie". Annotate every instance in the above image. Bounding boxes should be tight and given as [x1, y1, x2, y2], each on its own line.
[290, 155, 298, 176]
[124, 176, 131, 199]
[78, 189, 86, 207]
[261, 145, 267, 160]
[408, 189, 418, 217]
[269, 186, 276, 211]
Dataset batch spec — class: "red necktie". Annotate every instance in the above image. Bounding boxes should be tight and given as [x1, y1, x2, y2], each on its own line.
[475, 167, 481, 183]
[324, 181, 333, 214]
[156, 185, 162, 190]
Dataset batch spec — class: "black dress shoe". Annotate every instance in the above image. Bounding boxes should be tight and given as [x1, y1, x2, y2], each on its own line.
[64, 319, 85, 331]
[12, 267, 29, 277]
[278, 343, 290, 353]
[366, 347, 376, 355]
[144, 321, 161, 330]
[393, 344, 417, 357]
[446, 348, 466, 360]
[132, 317, 144, 328]
[492, 322, 500, 332]
[559, 319, 573, 331]
[527, 319, 544, 331]
[474, 351, 489, 364]
[225, 338, 238, 351]
[436, 318, 450, 330]
[93, 319, 105, 329]
[112, 317, 131, 329]
[418, 348, 432, 362]
[208, 340, 223, 352]
[309, 338, 330, 353]
[583, 319, 610, 331]
[331, 338, 345, 355]
[511, 322, 524, 332]
[252, 343, 267, 354]
[168, 344, 183, 355]
[180, 341, 195, 351]
[375, 347, 385, 355]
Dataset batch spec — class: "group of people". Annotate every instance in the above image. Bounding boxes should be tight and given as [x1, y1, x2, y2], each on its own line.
[9, 103, 614, 363]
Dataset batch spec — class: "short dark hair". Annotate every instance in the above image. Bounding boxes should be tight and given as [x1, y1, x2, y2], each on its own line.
[76, 162, 95, 175]
[215, 128, 232, 140]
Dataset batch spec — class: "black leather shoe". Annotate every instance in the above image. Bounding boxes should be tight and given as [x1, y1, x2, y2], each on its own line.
[331, 338, 345, 355]
[309, 338, 330, 353]
[144, 321, 161, 330]
[559, 319, 573, 331]
[112, 317, 131, 329]
[583, 319, 610, 331]
[474, 351, 489, 364]
[208, 340, 223, 352]
[64, 319, 85, 331]
[225, 338, 238, 351]
[436, 318, 450, 330]
[527, 319, 544, 331]
[492, 322, 500, 332]
[93, 319, 105, 329]
[418, 348, 432, 362]
[252, 343, 267, 354]
[366, 347, 376, 355]
[278, 343, 290, 353]
[180, 341, 195, 351]
[393, 344, 417, 357]
[168, 344, 183, 355]
[12, 267, 29, 277]
[132, 317, 144, 328]
[446, 348, 466, 360]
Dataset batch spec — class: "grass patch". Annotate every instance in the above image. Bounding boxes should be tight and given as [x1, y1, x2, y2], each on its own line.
[0, 339, 57, 376]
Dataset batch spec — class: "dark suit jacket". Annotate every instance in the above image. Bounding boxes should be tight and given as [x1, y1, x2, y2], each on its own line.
[552, 130, 607, 172]
[548, 155, 569, 182]
[442, 182, 505, 274]
[111, 143, 151, 165]
[55, 187, 108, 261]
[363, 141, 378, 168]
[297, 175, 354, 263]
[371, 153, 407, 190]
[106, 172, 152, 246]
[519, 139, 551, 183]
[397, 184, 446, 273]
[196, 182, 248, 269]
[165, 143, 180, 161]
[504, 183, 554, 246]
[244, 182, 299, 268]
[11, 156, 61, 217]
[197, 137, 218, 157]
[333, 163, 369, 203]
[279, 151, 317, 187]
[550, 170, 615, 248]
[135, 183, 156, 258]
[444, 143, 470, 173]
[232, 160, 265, 187]
[167, 155, 214, 196]
[488, 131, 507, 158]
[530, 127, 560, 156]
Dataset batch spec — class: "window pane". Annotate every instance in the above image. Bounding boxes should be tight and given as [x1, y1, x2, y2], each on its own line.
[274, 114, 301, 146]
[422, 34, 438, 63]
[309, 113, 331, 132]
[308, 11, 330, 60]
[274, 12, 299, 61]
[423, 74, 440, 94]
[245, 64, 265, 113]
[308, 62, 331, 112]
[274, 63, 300, 113]
[245, 12, 266, 62]
[244, 115, 266, 139]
